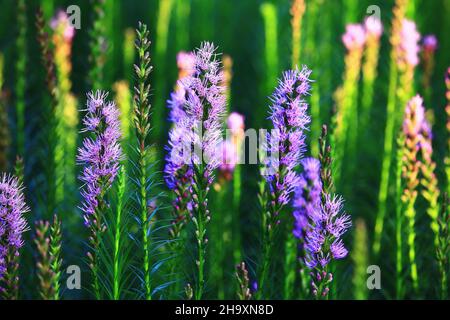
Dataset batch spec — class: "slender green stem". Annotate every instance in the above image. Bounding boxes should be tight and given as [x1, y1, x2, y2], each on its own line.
[232, 164, 242, 264]
[395, 136, 404, 299]
[373, 59, 398, 256]
[113, 167, 126, 300]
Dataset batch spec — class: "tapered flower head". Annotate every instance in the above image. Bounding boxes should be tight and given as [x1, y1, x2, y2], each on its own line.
[403, 95, 426, 138]
[0, 174, 29, 278]
[304, 194, 351, 269]
[264, 66, 312, 207]
[165, 42, 226, 189]
[77, 91, 122, 225]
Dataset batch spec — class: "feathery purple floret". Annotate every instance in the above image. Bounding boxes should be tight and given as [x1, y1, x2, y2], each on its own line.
[77, 91, 122, 226]
[264, 66, 312, 206]
[165, 42, 226, 189]
[304, 194, 351, 269]
[0, 174, 29, 279]
[293, 158, 322, 240]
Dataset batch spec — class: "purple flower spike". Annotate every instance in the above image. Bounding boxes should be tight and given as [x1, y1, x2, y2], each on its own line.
[304, 194, 351, 269]
[293, 158, 322, 240]
[77, 91, 122, 227]
[264, 66, 312, 208]
[0, 174, 29, 280]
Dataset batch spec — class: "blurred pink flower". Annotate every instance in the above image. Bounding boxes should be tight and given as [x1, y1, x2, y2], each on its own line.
[219, 140, 238, 174]
[50, 10, 75, 41]
[342, 24, 366, 50]
[176, 51, 196, 78]
[227, 112, 245, 134]
[399, 19, 421, 67]
[364, 16, 383, 38]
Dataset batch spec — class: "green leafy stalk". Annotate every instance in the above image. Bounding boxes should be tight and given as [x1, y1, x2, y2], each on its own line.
[373, 0, 408, 257]
[133, 22, 153, 300]
[34, 220, 54, 299]
[49, 214, 63, 300]
[36, 7, 58, 218]
[15, 0, 27, 157]
[436, 194, 449, 300]
[88, 0, 106, 90]
[235, 262, 252, 300]
[113, 167, 126, 300]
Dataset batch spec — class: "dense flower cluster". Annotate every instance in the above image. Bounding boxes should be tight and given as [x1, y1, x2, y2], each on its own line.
[77, 91, 122, 226]
[0, 174, 28, 279]
[293, 158, 322, 240]
[165, 42, 226, 188]
[264, 66, 312, 207]
[304, 194, 351, 269]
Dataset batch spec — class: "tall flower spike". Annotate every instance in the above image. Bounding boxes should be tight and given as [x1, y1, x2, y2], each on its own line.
[77, 90, 122, 299]
[332, 23, 366, 189]
[361, 16, 383, 134]
[400, 95, 424, 292]
[258, 66, 312, 299]
[374, 1, 419, 256]
[172, 42, 226, 300]
[305, 194, 351, 298]
[132, 22, 153, 300]
[0, 173, 29, 299]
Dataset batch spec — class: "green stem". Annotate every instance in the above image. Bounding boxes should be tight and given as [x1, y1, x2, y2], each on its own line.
[232, 164, 242, 264]
[395, 136, 404, 299]
[373, 58, 398, 256]
[113, 167, 126, 300]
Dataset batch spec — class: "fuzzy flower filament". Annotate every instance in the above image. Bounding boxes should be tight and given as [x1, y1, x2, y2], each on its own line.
[0, 173, 29, 299]
[77, 91, 122, 299]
